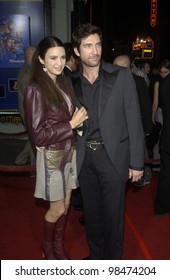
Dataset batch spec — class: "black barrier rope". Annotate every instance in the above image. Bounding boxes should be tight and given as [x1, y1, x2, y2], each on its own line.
[0, 130, 27, 136]
[0, 164, 36, 173]
[0, 130, 160, 173]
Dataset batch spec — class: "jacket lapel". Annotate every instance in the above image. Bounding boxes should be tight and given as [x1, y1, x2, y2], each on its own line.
[71, 76, 89, 134]
[71, 76, 86, 107]
[98, 69, 119, 117]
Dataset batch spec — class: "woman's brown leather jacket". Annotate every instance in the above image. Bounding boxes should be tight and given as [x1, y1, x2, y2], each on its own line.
[23, 82, 75, 150]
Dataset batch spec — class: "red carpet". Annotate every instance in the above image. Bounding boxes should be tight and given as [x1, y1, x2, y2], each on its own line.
[0, 171, 170, 260]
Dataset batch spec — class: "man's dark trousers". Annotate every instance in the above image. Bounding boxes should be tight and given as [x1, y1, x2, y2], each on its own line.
[79, 146, 126, 260]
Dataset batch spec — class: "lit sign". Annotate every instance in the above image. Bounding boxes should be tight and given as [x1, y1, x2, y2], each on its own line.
[150, 0, 158, 27]
[132, 36, 154, 50]
[144, 50, 152, 53]
[132, 36, 154, 59]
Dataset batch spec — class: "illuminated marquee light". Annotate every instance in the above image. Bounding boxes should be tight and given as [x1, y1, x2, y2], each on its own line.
[150, 0, 158, 27]
[144, 50, 152, 52]
[132, 36, 154, 59]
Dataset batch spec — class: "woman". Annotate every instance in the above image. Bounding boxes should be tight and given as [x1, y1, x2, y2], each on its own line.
[23, 36, 88, 260]
[150, 60, 170, 159]
[152, 79, 162, 124]
[152, 60, 170, 125]
[154, 59, 170, 215]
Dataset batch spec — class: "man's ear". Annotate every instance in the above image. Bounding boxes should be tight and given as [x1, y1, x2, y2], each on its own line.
[38, 55, 44, 65]
[74, 47, 80, 57]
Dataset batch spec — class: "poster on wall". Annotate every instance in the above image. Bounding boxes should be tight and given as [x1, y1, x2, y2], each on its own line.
[0, 14, 30, 68]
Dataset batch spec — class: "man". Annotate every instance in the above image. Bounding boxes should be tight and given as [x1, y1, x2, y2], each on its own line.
[15, 46, 36, 166]
[64, 42, 79, 77]
[132, 61, 150, 87]
[154, 66, 170, 215]
[113, 55, 152, 135]
[71, 23, 144, 260]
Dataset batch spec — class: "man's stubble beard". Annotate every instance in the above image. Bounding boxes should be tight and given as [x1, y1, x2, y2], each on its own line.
[81, 58, 101, 68]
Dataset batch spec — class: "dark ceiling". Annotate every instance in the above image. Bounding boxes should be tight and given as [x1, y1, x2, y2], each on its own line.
[82, 0, 170, 62]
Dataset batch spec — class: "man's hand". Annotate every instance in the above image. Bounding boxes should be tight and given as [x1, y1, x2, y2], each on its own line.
[129, 169, 144, 182]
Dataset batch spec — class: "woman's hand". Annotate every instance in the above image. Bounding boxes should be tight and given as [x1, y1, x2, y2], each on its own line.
[36, 146, 45, 152]
[69, 107, 88, 129]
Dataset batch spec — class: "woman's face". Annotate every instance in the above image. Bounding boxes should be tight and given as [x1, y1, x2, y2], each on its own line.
[159, 66, 170, 79]
[39, 46, 66, 81]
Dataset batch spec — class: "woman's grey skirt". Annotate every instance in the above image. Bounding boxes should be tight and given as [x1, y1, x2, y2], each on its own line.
[34, 147, 78, 201]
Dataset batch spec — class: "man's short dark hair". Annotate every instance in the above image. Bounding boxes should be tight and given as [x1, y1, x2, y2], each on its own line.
[72, 23, 103, 50]
[64, 42, 76, 62]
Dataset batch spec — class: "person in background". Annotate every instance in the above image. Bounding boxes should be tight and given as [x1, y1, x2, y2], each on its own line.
[132, 61, 150, 87]
[113, 54, 152, 186]
[152, 59, 170, 125]
[23, 36, 88, 260]
[63, 42, 79, 77]
[139, 62, 151, 88]
[139, 62, 151, 87]
[154, 60, 170, 215]
[147, 60, 170, 160]
[149, 65, 159, 104]
[113, 54, 152, 136]
[71, 23, 144, 260]
[15, 46, 36, 166]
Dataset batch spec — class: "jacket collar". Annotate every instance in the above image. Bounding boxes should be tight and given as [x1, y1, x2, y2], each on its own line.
[72, 61, 120, 115]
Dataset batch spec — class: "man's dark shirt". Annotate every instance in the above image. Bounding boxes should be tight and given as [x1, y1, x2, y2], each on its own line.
[80, 70, 102, 141]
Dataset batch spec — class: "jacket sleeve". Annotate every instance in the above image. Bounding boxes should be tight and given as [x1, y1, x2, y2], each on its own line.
[134, 75, 153, 135]
[124, 69, 145, 170]
[23, 84, 74, 147]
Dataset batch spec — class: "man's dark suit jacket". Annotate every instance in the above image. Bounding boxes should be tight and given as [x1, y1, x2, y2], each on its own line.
[64, 66, 72, 77]
[72, 61, 144, 182]
[133, 74, 153, 135]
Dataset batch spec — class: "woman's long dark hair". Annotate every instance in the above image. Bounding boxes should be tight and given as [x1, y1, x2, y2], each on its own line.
[31, 36, 77, 107]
